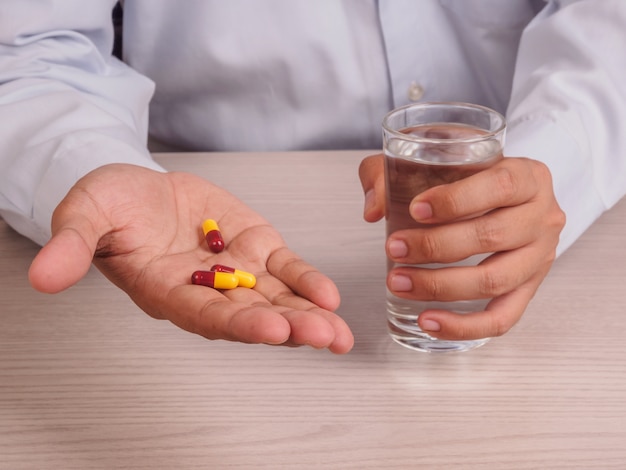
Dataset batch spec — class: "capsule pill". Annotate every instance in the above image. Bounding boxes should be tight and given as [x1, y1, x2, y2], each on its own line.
[211, 264, 256, 289]
[191, 270, 238, 289]
[202, 219, 225, 253]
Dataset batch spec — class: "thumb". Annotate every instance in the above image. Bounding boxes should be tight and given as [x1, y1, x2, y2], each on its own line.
[29, 197, 105, 294]
[358, 154, 386, 222]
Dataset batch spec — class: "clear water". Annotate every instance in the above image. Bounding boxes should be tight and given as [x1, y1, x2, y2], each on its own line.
[387, 291, 491, 353]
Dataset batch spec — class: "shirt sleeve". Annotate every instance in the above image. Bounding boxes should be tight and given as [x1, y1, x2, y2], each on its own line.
[0, 0, 164, 246]
[504, 0, 626, 255]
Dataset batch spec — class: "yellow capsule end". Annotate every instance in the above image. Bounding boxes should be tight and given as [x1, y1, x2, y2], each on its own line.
[202, 219, 220, 236]
[234, 270, 257, 289]
[214, 272, 239, 290]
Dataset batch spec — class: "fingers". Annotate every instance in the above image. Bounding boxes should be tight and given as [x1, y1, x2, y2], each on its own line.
[388, 247, 551, 303]
[223, 221, 342, 312]
[128, 246, 352, 353]
[387, 202, 560, 264]
[280, 307, 354, 354]
[358, 154, 385, 222]
[383, 156, 565, 341]
[388, 246, 551, 340]
[263, 246, 354, 353]
[253, 273, 354, 353]
[266, 246, 341, 312]
[417, 282, 540, 341]
[410, 157, 550, 224]
[164, 285, 291, 344]
[162, 281, 354, 354]
[203, 222, 352, 352]
[128, 241, 352, 353]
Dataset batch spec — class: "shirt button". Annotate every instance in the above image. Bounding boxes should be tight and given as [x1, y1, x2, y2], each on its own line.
[407, 81, 425, 101]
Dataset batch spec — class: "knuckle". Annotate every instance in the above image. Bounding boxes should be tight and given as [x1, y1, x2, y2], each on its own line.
[531, 159, 552, 183]
[532, 160, 566, 233]
[419, 231, 442, 260]
[490, 314, 513, 337]
[493, 166, 517, 200]
[452, 325, 473, 341]
[439, 188, 463, 216]
[474, 219, 505, 250]
[552, 206, 567, 231]
[423, 274, 444, 300]
[529, 160, 559, 199]
[544, 248, 558, 266]
[478, 265, 509, 297]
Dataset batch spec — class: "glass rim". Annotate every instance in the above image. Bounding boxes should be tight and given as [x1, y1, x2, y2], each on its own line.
[382, 101, 506, 145]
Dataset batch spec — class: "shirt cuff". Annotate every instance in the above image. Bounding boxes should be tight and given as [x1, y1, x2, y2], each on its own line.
[9, 130, 164, 246]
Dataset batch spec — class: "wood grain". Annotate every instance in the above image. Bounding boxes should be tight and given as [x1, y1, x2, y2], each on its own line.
[1, 151, 625, 469]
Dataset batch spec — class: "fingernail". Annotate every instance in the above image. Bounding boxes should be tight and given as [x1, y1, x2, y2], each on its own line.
[388, 239, 408, 258]
[420, 319, 441, 332]
[364, 189, 376, 214]
[410, 201, 433, 220]
[389, 274, 412, 292]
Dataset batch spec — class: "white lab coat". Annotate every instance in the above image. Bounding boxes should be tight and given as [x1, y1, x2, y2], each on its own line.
[1, 0, 625, 254]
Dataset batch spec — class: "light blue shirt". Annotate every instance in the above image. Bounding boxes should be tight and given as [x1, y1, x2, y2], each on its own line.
[1, 0, 625, 254]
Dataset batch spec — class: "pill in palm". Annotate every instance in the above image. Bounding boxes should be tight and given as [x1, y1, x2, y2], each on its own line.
[202, 219, 225, 253]
[191, 270, 238, 289]
[211, 264, 256, 289]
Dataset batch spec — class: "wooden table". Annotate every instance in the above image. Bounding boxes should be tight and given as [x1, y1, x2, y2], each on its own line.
[1, 151, 625, 469]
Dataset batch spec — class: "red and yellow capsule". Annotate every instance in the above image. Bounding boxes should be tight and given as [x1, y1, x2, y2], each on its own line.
[211, 264, 256, 289]
[191, 270, 238, 289]
[202, 219, 224, 253]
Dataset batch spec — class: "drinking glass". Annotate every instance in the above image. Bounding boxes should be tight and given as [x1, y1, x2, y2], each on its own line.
[383, 102, 506, 353]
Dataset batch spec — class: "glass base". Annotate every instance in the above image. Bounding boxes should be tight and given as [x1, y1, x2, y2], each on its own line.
[389, 322, 490, 353]
[387, 297, 490, 353]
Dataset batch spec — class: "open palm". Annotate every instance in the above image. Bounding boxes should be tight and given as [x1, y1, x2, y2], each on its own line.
[29, 164, 354, 353]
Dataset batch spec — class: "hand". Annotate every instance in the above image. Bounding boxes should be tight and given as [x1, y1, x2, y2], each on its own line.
[359, 154, 565, 341]
[28, 164, 354, 353]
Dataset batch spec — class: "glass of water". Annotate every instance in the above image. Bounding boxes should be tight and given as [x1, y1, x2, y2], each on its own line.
[383, 102, 506, 353]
